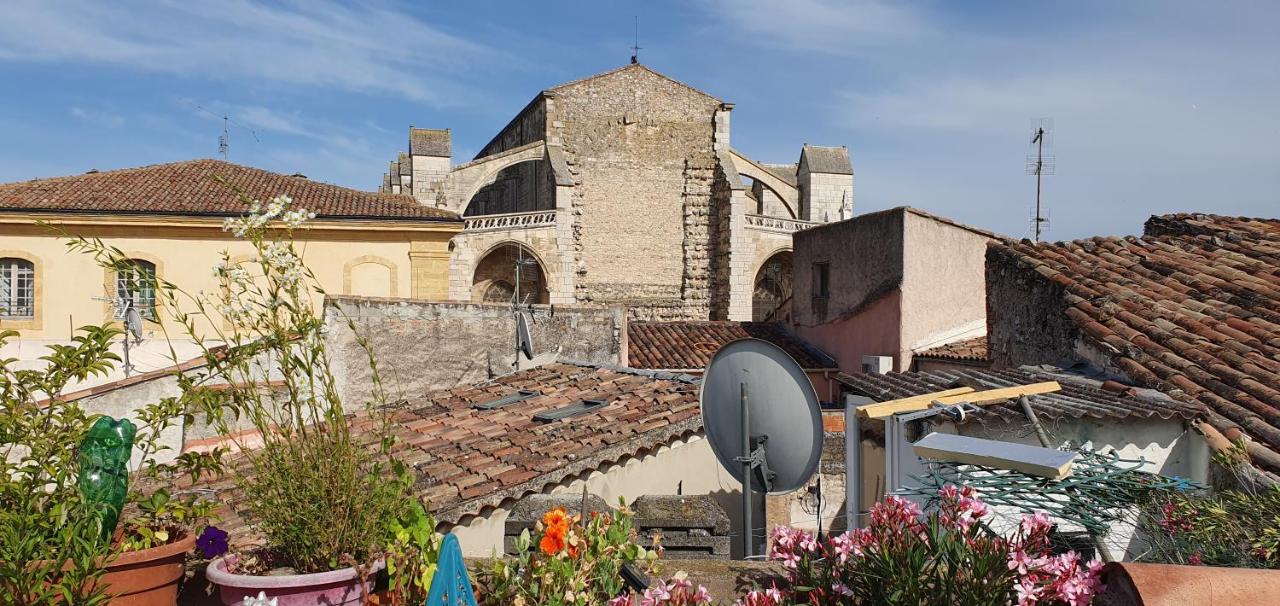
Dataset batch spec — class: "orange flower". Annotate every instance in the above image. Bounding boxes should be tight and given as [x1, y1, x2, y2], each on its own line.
[539, 529, 565, 555]
[542, 507, 569, 532]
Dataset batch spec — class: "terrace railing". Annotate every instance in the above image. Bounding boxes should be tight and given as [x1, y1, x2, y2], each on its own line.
[463, 210, 557, 233]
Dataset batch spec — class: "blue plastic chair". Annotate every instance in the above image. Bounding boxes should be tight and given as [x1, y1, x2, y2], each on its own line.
[425, 533, 477, 606]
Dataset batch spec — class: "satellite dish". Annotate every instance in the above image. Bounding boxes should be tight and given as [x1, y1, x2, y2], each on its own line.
[700, 338, 822, 557]
[124, 305, 144, 343]
[516, 312, 534, 360]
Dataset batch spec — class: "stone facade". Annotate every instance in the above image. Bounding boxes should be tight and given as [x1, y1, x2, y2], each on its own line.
[380, 64, 854, 320]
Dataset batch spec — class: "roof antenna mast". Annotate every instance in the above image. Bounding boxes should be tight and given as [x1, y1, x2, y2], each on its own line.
[630, 15, 642, 64]
[190, 103, 260, 161]
[1026, 118, 1055, 242]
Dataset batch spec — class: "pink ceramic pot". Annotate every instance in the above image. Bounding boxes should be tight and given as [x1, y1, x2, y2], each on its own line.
[205, 557, 382, 606]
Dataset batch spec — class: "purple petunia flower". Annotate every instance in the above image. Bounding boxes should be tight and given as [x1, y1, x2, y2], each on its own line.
[196, 525, 230, 559]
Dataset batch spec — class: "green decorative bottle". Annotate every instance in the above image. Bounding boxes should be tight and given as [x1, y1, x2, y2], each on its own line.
[78, 416, 137, 543]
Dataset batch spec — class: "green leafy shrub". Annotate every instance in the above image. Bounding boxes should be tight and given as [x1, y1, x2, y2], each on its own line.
[1137, 485, 1280, 568]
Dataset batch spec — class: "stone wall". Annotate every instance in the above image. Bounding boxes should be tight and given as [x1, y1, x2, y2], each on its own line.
[791, 208, 906, 328]
[478, 97, 548, 158]
[551, 67, 722, 319]
[985, 245, 1079, 367]
[324, 296, 625, 404]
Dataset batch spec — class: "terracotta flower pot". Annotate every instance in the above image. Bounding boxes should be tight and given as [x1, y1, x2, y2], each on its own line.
[99, 532, 196, 605]
[206, 557, 382, 606]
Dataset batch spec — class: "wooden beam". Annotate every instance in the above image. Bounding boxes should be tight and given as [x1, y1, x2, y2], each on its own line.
[931, 381, 1060, 405]
[859, 381, 1062, 420]
[859, 387, 976, 419]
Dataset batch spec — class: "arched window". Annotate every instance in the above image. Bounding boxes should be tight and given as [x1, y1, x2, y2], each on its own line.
[116, 259, 157, 320]
[0, 257, 35, 319]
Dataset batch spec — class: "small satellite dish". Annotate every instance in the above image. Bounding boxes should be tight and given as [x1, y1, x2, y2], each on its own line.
[700, 338, 822, 557]
[516, 312, 534, 360]
[124, 306, 144, 343]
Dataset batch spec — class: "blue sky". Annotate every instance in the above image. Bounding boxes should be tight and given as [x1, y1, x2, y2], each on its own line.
[1, 0, 1276, 240]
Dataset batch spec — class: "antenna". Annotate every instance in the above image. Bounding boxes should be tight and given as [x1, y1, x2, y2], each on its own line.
[1026, 118, 1055, 242]
[190, 103, 260, 161]
[630, 15, 642, 64]
[700, 338, 823, 558]
[92, 293, 144, 377]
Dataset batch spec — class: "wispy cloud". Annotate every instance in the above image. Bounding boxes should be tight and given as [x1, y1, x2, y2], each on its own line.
[697, 0, 928, 54]
[0, 0, 500, 105]
[69, 106, 126, 128]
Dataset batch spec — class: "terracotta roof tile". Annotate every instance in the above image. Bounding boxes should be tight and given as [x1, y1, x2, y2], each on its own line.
[0, 159, 459, 222]
[627, 321, 837, 371]
[989, 213, 1280, 459]
[195, 362, 704, 540]
[914, 336, 989, 363]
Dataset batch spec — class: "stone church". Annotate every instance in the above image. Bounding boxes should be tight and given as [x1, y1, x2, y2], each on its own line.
[380, 63, 852, 321]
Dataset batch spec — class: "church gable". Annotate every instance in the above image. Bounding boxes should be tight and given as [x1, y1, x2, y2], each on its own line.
[549, 64, 722, 121]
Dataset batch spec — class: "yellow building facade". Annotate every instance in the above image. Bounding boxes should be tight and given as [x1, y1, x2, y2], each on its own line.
[0, 159, 461, 340]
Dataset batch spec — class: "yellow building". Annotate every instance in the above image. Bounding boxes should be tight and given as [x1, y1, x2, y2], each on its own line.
[0, 159, 461, 342]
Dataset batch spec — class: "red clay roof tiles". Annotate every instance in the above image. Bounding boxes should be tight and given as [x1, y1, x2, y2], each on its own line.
[0, 159, 459, 222]
[914, 336, 989, 363]
[990, 213, 1280, 461]
[627, 321, 837, 371]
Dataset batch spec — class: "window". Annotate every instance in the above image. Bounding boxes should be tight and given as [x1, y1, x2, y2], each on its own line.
[812, 262, 830, 299]
[0, 258, 35, 319]
[115, 260, 157, 320]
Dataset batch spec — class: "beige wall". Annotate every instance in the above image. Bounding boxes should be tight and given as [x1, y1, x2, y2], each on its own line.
[898, 211, 992, 369]
[446, 434, 751, 557]
[0, 214, 457, 340]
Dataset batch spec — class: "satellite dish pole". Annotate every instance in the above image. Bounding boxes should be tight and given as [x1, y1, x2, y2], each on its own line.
[1027, 118, 1055, 242]
[701, 339, 822, 558]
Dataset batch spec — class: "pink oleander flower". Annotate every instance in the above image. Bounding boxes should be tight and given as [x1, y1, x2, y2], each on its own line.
[1015, 577, 1042, 606]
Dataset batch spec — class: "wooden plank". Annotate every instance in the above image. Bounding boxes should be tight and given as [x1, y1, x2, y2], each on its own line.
[858, 387, 976, 419]
[931, 381, 1061, 405]
[912, 432, 1075, 480]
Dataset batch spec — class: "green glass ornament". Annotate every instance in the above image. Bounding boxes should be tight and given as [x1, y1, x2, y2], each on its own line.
[78, 416, 137, 542]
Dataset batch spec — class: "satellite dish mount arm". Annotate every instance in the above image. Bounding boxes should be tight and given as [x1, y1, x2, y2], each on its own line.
[732, 383, 775, 558]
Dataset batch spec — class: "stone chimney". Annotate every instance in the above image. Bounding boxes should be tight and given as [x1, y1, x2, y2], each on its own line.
[408, 127, 452, 204]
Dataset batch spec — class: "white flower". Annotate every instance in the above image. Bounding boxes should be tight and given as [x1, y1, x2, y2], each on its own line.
[243, 591, 278, 606]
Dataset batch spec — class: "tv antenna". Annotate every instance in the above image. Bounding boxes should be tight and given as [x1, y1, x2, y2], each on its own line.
[92, 293, 146, 377]
[1026, 118, 1055, 242]
[630, 15, 642, 64]
[700, 338, 823, 558]
[511, 247, 541, 369]
[189, 103, 260, 161]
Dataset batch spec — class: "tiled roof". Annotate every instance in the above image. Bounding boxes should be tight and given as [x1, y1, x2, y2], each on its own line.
[800, 145, 852, 175]
[915, 336, 989, 363]
[761, 163, 799, 187]
[836, 366, 1206, 424]
[989, 213, 1280, 456]
[627, 321, 837, 371]
[0, 159, 459, 222]
[186, 362, 704, 538]
[409, 128, 451, 157]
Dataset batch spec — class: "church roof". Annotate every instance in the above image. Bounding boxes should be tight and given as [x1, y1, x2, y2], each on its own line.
[547, 63, 721, 102]
[801, 145, 853, 175]
[409, 127, 451, 157]
[761, 163, 799, 187]
[397, 152, 412, 176]
[0, 159, 459, 222]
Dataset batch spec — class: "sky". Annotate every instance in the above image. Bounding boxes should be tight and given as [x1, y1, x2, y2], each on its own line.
[1, 0, 1276, 240]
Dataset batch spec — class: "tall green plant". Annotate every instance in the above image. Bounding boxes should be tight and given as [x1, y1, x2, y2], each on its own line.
[0, 326, 121, 605]
[67, 191, 412, 574]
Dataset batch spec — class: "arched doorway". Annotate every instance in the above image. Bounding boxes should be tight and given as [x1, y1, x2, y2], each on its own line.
[471, 243, 549, 305]
[752, 251, 792, 321]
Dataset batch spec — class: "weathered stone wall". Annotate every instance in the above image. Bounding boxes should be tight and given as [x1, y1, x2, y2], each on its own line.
[985, 244, 1079, 367]
[791, 209, 905, 327]
[477, 98, 547, 159]
[410, 155, 450, 204]
[551, 67, 721, 319]
[463, 159, 554, 216]
[324, 296, 625, 404]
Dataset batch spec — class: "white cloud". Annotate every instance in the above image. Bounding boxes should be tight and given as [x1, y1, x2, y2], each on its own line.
[69, 106, 126, 128]
[698, 0, 928, 53]
[0, 0, 500, 105]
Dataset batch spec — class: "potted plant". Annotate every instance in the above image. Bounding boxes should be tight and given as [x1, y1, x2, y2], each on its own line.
[0, 322, 221, 606]
[72, 193, 419, 605]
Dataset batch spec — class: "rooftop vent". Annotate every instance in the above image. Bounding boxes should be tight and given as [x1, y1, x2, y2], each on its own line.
[86, 169, 99, 174]
[290, 173, 307, 179]
[534, 399, 608, 422]
[474, 389, 539, 411]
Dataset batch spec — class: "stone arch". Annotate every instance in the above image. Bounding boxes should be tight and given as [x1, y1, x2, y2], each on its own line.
[470, 242, 549, 305]
[752, 249, 792, 322]
[446, 141, 547, 214]
[343, 255, 399, 298]
[730, 150, 800, 219]
[462, 157, 551, 217]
